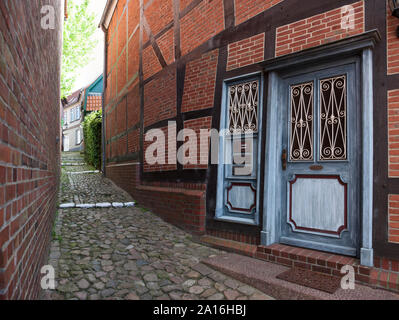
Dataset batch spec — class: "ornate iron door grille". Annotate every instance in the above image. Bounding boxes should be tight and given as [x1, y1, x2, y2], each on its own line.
[319, 75, 347, 161]
[228, 81, 259, 134]
[289, 82, 314, 161]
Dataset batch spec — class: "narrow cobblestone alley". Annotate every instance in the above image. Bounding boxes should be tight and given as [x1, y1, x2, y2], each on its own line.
[41, 153, 274, 301]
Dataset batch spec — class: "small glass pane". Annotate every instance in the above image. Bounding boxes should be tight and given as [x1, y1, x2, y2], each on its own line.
[319, 75, 347, 161]
[289, 82, 314, 161]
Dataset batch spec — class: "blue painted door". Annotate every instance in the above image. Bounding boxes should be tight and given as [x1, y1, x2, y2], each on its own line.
[280, 63, 360, 257]
[215, 76, 263, 226]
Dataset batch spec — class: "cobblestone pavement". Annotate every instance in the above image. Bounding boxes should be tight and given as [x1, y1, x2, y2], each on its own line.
[41, 152, 274, 300]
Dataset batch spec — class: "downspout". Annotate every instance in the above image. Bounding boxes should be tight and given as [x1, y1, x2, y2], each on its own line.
[99, 0, 117, 175]
[101, 28, 108, 176]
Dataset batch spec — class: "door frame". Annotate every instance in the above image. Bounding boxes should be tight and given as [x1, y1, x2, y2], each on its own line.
[261, 30, 380, 267]
[279, 62, 360, 257]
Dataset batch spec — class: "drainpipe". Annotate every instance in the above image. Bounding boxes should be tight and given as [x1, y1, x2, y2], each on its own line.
[101, 30, 108, 176]
[99, 0, 117, 175]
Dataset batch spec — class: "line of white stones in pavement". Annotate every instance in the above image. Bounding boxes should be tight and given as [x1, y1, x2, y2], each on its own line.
[59, 202, 136, 209]
[68, 171, 100, 175]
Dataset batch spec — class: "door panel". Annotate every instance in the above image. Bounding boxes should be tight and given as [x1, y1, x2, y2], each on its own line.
[280, 63, 359, 256]
[288, 175, 347, 237]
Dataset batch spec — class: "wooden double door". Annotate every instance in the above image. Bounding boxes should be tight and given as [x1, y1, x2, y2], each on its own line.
[278, 63, 360, 257]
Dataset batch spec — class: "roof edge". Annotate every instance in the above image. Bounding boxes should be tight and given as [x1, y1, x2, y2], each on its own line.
[99, 0, 118, 32]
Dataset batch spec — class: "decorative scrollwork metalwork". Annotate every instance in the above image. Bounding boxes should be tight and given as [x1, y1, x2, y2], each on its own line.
[320, 75, 347, 161]
[228, 80, 259, 134]
[289, 82, 314, 161]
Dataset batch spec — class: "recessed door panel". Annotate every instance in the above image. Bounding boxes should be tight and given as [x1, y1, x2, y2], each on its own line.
[289, 175, 347, 237]
[226, 182, 257, 215]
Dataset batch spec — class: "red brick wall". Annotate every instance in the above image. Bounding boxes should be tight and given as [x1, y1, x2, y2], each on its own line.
[145, 0, 173, 37]
[157, 28, 175, 65]
[207, 229, 260, 245]
[227, 33, 265, 71]
[143, 46, 163, 80]
[127, 84, 140, 128]
[389, 195, 399, 244]
[275, 1, 365, 57]
[144, 69, 177, 127]
[387, 2, 399, 251]
[144, 125, 177, 172]
[180, 0, 225, 56]
[388, 2, 399, 75]
[234, 0, 284, 26]
[135, 185, 207, 235]
[182, 50, 219, 113]
[183, 117, 212, 169]
[128, 129, 140, 154]
[180, 0, 192, 13]
[374, 256, 399, 273]
[128, 0, 140, 36]
[107, 162, 206, 235]
[128, 31, 140, 80]
[116, 100, 127, 136]
[106, 0, 139, 106]
[106, 163, 141, 198]
[0, 1, 62, 299]
[388, 89, 399, 178]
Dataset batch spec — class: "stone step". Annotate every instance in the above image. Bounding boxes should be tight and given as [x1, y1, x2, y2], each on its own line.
[200, 235, 257, 258]
[202, 253, 399, 300]
[200, 236, 399, 293]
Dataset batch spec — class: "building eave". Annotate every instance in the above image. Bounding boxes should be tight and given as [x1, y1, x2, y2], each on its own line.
[99, 0, 118, 32]
[63, 89, 85, 110]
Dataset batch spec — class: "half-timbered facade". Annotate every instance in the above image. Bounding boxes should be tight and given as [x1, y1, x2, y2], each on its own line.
[100, 0, 399, 291]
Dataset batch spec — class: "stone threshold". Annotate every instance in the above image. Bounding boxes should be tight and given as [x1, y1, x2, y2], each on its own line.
[59, 202, 135, 209]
